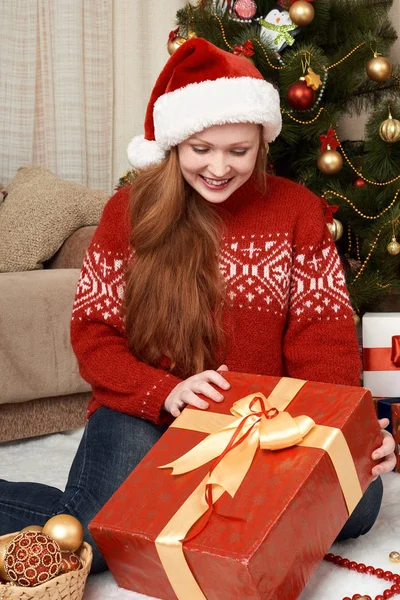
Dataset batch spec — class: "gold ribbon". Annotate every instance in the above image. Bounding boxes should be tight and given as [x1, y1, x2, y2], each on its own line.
[155, 377, 363, 600]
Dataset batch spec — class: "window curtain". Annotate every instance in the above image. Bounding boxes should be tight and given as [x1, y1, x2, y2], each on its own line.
[0, 0, 113, 191]
[112, 0, 185, 186]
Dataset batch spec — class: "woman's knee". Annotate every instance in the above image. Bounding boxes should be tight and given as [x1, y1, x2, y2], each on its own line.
[335, 477, 383, 542]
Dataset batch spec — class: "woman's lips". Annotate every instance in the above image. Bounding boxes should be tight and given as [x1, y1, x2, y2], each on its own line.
[200, 175, 232, 190]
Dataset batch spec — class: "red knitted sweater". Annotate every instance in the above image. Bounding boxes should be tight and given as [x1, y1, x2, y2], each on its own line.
[71, 175, 361, 424]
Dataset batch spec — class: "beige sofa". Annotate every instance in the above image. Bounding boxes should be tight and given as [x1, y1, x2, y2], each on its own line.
[0, 225, 97, 442]
[0, 165, 109, 443]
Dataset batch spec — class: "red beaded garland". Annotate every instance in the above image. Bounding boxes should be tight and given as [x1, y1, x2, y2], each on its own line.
[324, 554, 400, 600]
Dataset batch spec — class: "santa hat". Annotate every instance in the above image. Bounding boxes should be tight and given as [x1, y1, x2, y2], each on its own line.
[127, 38, 282, 170]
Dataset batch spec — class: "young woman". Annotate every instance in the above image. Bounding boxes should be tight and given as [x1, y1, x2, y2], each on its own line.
[0, 38, 395, 574]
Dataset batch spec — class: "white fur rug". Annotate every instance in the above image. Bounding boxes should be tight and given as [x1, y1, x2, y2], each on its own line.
[2, 428, 400, 599]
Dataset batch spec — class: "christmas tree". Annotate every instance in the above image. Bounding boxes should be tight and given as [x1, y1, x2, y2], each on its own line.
[171, 0, 400, 321]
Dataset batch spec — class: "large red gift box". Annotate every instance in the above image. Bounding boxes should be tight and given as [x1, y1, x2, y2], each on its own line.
[89, 372, 381, 600]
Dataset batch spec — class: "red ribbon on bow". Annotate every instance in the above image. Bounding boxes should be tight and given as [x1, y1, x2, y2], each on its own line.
[391, 335, 400, 367]
[321, 198, 339, 224]
[320, 128, 340, 152]
[181, 396, 275, 544]
[233, 40, 255, 58]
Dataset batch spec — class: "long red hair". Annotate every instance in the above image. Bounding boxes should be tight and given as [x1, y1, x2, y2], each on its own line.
[124, 135, 266, 377]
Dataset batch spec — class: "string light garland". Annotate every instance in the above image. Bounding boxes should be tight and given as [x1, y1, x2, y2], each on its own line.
[332, 131, 400, 186]
[322, 189, 400, 221]
[350, 224, 386, 284]
[326, 42, 366, 70]
[356, 236, 361, 262]
[281, 107, 324, 124]
[350, 216, 400, 284]
[347, 225, 352, 253]
[210, 14, 235, 51]
[206, 17, 368, 75]
[322, 188, 400, 283]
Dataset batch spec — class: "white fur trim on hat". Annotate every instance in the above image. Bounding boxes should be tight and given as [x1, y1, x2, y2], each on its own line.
[127, 135, 167, 169]
[154, 77, 282, 150]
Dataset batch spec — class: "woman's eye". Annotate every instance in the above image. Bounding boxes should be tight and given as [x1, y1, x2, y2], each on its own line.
[231, 150, 248, 156]
[192, 147, 209, 154]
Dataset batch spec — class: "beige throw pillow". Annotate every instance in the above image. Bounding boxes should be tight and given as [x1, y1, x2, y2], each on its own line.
[0, 165, 108, 272]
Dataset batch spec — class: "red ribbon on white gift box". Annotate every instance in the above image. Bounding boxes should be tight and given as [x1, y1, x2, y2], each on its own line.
[363, 335, 400, 370]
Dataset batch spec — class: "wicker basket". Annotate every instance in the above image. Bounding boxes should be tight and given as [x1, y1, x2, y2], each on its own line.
[0, 539, 92, 600]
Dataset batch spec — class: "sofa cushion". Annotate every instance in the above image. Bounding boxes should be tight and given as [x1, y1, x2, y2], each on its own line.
[0, 165, 107, 272]
[46, 226, 97, 270]
[0, 269, 91, 404]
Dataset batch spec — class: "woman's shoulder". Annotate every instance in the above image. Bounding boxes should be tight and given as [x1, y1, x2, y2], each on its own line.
[262, 175, 327, 245]
[102, 184, 132, 219]
[265, 174, 322, 211]
[94, 184, 132, 246]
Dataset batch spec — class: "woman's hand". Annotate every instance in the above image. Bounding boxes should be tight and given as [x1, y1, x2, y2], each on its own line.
[163, 365, 230, 418]
[371, 418, 397, 479]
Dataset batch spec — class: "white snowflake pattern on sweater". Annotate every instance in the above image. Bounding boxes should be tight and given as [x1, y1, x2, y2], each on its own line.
[72, 243, 126, 325]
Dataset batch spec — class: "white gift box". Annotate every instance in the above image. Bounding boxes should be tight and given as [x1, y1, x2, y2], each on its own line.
[362, 312, 400, 397]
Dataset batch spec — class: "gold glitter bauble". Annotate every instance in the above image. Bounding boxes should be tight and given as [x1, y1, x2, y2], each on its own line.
[317, 149, 343, 175]
[289, 1, 315, 26]
[366, 55, 392, 82]
[0, 534, 16, 581]
[167, 36, 187, 55]
[42, 515, 84, 552]
[353, 313, 361, 327]
[187, 31, 197, 39]
[389, 551, 400, 563]
[379, 114, 400, 143]
[4, 532, 61, 587]
[387, 237, 400, 256]
[326, 219, 343, 242]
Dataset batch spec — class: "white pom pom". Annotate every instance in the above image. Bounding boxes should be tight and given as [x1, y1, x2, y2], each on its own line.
[127, 135, 167, 170]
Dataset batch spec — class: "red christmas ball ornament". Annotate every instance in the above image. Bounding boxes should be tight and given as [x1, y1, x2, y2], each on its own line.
[353, 176, 367, 187]
[60, 551, 82, 574]
[4, 531, 62, 587]
[234, 0, 257, 19]
[286, 80, 316, 110]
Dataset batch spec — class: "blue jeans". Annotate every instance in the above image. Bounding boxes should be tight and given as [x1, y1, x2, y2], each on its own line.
[0, 407, 383, 573]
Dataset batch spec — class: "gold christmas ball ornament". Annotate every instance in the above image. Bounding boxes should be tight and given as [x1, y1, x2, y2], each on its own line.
[389, 551, 400, 563]
[379, 110, 400, 144]
[366, 54, 392, 82]
[387, 237, 400, 256]
[288, 1, 315, 26]
[167, 36, 187, 56]
[0, 533, 16, 581]
[353, 313, 361, 327]
[20, 525, 43, 533]
[317, 147, 343, 175]
[326, 219, 344, 242]
[42, 515, 84, 552]
[187, 31, 197, 39]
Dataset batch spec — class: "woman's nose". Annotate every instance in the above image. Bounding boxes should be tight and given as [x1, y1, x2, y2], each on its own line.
[208, 153, 230, 178]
